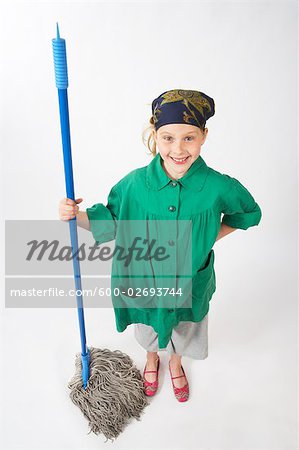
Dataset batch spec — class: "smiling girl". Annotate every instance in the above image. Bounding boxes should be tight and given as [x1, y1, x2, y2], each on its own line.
[59, 89, 262, 402]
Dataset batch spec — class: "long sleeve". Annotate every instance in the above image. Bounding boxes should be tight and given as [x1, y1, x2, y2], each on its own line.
[86, 185, 120, 244]
[221, 176, 262, 230]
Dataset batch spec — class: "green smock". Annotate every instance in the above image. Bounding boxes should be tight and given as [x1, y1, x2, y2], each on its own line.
[86, 153, 262, 348]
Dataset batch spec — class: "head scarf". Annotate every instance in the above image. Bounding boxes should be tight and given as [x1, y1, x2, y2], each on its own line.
[151, 89, 215, 131]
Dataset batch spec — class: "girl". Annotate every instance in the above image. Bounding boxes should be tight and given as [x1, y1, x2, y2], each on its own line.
[59, 89, 262, 403]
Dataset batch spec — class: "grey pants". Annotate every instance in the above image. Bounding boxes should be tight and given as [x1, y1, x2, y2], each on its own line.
[134, 314, 208, 360]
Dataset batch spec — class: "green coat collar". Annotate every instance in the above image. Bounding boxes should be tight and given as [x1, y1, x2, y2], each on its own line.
[145, 152, 209, 192]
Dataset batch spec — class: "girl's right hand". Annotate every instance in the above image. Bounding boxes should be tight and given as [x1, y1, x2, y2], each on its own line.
[59, 197, 83, 221]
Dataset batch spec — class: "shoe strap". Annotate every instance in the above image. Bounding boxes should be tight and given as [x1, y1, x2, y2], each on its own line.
[169, 363, 186, 380]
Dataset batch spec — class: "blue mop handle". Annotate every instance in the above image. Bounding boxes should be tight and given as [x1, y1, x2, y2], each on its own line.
[52, 23, 90, 388]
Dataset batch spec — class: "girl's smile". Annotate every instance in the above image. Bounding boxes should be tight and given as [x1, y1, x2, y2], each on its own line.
[169, 155, 191, 164]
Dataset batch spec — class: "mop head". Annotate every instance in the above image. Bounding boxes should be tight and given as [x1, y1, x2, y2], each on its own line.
[68, 346, 149, 442]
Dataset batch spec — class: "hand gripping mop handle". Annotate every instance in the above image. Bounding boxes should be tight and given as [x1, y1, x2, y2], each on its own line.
[52, 23, 90, 389]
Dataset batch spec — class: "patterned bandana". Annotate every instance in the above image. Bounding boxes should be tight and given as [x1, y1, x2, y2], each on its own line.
[151, 89, 215, 131]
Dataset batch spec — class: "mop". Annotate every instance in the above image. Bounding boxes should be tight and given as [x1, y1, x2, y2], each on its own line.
[51, 23, 149, 442]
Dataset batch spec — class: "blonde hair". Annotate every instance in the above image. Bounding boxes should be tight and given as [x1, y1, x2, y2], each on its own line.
[142, 114, 207, 158]
[142, 116, 157, 157]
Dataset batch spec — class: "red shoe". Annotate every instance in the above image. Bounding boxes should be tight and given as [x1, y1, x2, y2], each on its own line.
[143, 356, 160, 396]
[168, 361, 189, 402]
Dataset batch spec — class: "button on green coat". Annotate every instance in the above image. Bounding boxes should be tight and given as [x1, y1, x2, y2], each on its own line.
[86, 153, 262, 348]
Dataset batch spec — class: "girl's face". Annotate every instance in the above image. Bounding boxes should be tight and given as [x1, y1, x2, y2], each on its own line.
[153, 123, 208, 180]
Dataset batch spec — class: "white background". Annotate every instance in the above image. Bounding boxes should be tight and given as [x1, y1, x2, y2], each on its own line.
[1, 1, 297, 449]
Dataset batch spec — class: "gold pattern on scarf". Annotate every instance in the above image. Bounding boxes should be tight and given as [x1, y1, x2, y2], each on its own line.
[153, 89, 212, 128]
